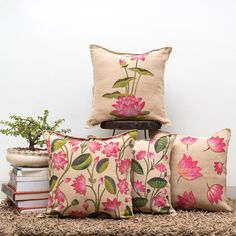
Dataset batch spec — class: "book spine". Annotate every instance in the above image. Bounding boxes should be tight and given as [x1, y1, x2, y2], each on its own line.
[1, 184, 14, 201]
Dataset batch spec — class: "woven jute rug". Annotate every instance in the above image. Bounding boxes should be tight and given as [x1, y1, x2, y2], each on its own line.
[0, 199, 236, 236]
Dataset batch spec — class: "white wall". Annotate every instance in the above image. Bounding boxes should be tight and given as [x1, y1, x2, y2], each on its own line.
[0, 0, 235, 185]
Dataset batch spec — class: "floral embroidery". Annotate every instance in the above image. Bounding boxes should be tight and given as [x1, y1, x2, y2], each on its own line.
[131, 135, 173, 214]
[117, 179, 129, 194]
[102, 198, 121, 212]
[118, 159, 131, 175]
[175, 191, 196, 209]
[52, 151, 68, 171]
[72, 175, 87, 195]
[207, 184, 223, 204]
[54, 187, 65, 204]
[102, 142, 119, 157]
[180, 136, 197, 150]
[178, 154, 202, 183]
[206, 136, 226, 152]
[102, 55, 154, 120]
[88, 141, 102, 153]
[214, 162, 223, 175]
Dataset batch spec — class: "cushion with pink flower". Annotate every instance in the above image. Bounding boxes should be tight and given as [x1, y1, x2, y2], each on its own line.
[150, 129, 232, 212]
[131, 134, 176, 214]
[43, 130, 137, 218]
[86, 44, 172, 128]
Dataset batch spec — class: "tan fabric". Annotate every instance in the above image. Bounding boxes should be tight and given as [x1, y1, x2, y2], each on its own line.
[87, 45, 172, 128]
[150, 129, 232, 211]
[43, 130, 137, 218]
[131, 134, 176, 214]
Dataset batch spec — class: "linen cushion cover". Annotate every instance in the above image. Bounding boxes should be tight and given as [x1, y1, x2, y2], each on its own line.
[87, 44, 172, 128]
[150, 129, 232, 211]
[43, 130, 137, 218]
[131, 134, 176, 214]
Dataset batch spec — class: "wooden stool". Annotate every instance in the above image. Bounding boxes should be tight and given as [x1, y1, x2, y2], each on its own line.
[100, 120, 162, 139]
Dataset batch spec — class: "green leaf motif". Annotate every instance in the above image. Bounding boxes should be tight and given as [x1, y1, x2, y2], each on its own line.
[129, 67, 154, 76]
[159, 206, 170, 214]
[72, 153, 92, 170]
[147, 177, 167, 189]
[154, 136, 168, 153]
[102, 91, 128, 99]
[131, 159, 144, 175]
[112, 77, 136, 88]
[51, 139, 67, 152]
[96, 158, 109, 173]
[124, 205, 133, 217]
[49, 175, 58, 191]
[104, 176, 117, 194]
[128, 130, 138, 140]
[132, 197, 148, 208]
[71, 199, 79, 206]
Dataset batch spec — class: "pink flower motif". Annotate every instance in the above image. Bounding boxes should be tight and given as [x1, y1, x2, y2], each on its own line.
[154, 163, 167, 173]
[117, 179, 129, 194]
[88, 141, 102, 153]
[136, 150, 146, 160]
[54, 187, 65, 204]
[98, 177, 104, 185]
[148, 152, 155, 159]
[153, 195, 167, 208]
[118, 159, 131, 175]
[111, 96, 146, 117]
[130, 54, 146, 61]
[134, 180, 145, 192]
[175, 191, 196, 209]
[94, 156, 99, 164]
[72, 175, 87, 195]
[214, 162, 223, 175]
[163, 155, 169, 161]
[58, 204, 64, 209]
[102, 142, 119, 157]
[52, 151, 68, 171]
[102, 198, 121, 212]
[125, 197, 129, 203]
[119, 59, 127, 67]
[83, 201, 89, 210]
[180, 136, 197, 150]
[72, 146, 80, 153]
[207, 184, 223, 204]
[47, 194, 53, 208]
[64, 177, 71, 183]
[68, 211, 87, 218]
[161, 188, 168, 195]
[69, 139, 82, 147]
[206, 136, 226, 152]
[178, 154, 202, 181]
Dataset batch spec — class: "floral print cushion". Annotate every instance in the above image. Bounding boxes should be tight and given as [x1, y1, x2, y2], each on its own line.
[150, 129, 232, 212]
[43, 130, 137, 218]
[86, 44, 172, 128]
[131, 134, 176, 214]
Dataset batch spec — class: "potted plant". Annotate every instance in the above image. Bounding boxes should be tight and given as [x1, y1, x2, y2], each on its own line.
[0, 110, 71, 167]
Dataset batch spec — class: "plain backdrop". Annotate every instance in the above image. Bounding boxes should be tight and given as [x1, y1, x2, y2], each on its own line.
[0, 0, 235, 186]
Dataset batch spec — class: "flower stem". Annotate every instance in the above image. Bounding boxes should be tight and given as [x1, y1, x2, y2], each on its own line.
[134, 75, 142, 96]
[131, 59, 138, 95]
[177, 175, 182, 184]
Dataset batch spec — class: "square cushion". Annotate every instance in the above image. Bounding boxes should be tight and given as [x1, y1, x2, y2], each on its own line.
[150, 129, 232, 211]
[87, 44, 172, 128]
[131, 134, 176, 214]
[43, 130, 137, 218]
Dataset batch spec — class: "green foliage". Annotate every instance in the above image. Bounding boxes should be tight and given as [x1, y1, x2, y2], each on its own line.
[0, 110, 71, 151]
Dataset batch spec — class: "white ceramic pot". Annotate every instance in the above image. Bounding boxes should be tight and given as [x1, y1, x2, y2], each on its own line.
[6, 148, 49, 167]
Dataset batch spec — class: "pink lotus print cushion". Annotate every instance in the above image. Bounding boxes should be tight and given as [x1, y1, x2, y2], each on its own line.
[86, 44, 172, 128]
[131, 134, 176, 214]
[43, 130, 137, 218]
[150, 129, 232, 211]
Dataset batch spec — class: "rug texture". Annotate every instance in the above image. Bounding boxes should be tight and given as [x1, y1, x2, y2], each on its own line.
[0, 199, 236, 236]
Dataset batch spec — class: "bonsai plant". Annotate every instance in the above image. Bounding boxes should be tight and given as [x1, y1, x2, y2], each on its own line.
[0, 110, 71, 167]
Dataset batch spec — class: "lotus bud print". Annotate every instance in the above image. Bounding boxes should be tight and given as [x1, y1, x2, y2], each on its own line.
[207, 184, 223, 204]
[102, 54, 154, 120]
[205, 136, 226, 152]
[180, 136, 197, 150]
[175, 191, 196, 209]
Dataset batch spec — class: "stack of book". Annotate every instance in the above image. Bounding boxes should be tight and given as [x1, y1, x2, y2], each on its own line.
[1, 166, 49, 213]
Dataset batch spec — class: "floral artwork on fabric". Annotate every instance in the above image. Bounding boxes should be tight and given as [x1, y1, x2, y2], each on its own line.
[102, 54, 154, 120]
[43, 130, 137, 219]
[131, 135, 174, 214]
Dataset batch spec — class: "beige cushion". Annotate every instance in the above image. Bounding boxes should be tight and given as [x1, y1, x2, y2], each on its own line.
[131, 134, 176, 214]
[150, 129, 232, 211]
[87, 45, 172, 128]
[43, 130, 137, 218]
